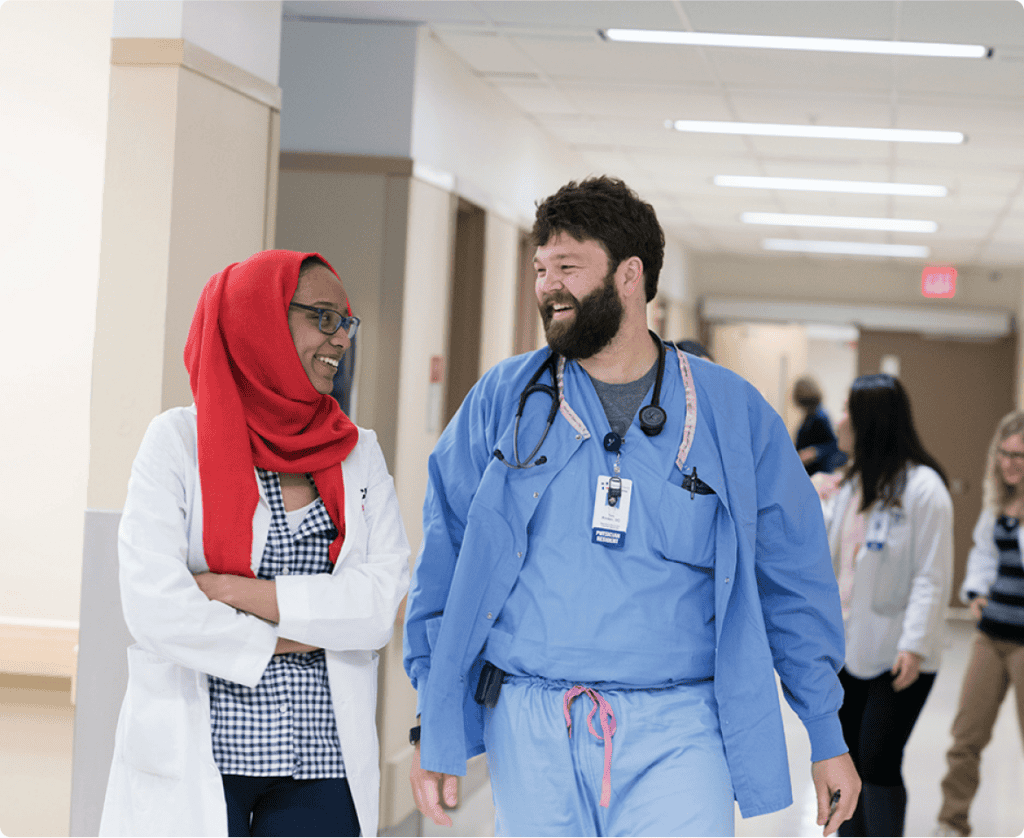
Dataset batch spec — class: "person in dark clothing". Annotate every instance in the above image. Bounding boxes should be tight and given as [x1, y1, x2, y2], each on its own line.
[794, 375, 846, 476]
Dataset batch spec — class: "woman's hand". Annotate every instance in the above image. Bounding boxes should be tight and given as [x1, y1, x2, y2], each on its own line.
[194, 572, 280, 622]
[969, 595, 988, 622]
[196, 572, 321, 654]
[890, 650, 923, 692]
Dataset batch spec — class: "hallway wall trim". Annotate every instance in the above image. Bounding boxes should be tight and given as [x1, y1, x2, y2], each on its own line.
[280, 152, 413, 177]
[112, 38, 282, 110]
[703, 297, 1013, 339]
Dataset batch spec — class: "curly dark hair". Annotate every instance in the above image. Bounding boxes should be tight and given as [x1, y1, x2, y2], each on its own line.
[531, 176, 665, 302]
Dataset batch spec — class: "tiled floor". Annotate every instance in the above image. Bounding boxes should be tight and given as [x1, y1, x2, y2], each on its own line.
[2, 620, 1022, 837]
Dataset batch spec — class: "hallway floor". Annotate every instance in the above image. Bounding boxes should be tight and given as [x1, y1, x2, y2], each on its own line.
[1, 620, 1021, 837]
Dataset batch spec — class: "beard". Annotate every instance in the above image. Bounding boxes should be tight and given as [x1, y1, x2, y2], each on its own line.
[540, 267, 624, 360]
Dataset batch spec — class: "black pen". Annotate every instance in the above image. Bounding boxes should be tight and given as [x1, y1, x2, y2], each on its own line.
[828, 789, 841, 820]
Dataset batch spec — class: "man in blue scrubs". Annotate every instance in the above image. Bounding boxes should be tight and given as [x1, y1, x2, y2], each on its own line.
[404, 176, 860, 836]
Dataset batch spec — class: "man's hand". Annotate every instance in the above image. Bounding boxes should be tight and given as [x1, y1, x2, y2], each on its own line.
[969, 595, 988, 622]
[812, 752, 861, 837]
[890, 650, 923, 692]
[410, 744, 459, 827]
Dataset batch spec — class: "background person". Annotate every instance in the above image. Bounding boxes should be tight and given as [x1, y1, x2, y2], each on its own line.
[820, 374, 953, 837]
[99, 250, 410, 837]
[793, 375, 846, 476]
[404, 176, 859, 837]
[934, 411, 1024, 837]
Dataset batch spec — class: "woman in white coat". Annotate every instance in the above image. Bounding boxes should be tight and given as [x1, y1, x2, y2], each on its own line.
[99, 250, 410, 837]
[816, 373, 953, 837]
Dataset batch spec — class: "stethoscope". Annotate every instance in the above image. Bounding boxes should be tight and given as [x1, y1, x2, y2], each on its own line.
[493, 331, 668, 470]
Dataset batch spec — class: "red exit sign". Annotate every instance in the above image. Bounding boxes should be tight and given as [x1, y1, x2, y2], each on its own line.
[922, 266, 957, 298]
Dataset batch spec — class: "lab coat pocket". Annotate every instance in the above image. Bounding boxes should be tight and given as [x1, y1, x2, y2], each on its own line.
[121, 644, 188, 779]
[869, 512, 912, 616]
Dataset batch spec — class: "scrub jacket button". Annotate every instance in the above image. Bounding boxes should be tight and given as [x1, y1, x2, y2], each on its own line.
[533, 492, 539, 498]
[487, 612, 493, 619]
[725, 577, 730, 583]
[576, 434, 581, 440]
[517, 552, 522, 558]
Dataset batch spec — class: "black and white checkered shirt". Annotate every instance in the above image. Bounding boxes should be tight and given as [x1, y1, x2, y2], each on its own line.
[208, 468, 346, 778]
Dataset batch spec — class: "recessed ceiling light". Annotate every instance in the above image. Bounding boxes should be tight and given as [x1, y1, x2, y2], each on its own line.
[742, 212, 938, 233]
[669, 120, 964, 144]
[603, 29, 990, 59]
[714, 176, 948, 198]
[763, 239, 931, 258]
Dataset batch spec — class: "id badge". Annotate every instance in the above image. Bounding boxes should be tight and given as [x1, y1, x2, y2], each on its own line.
[592, 475, 632, 548]
[865, 508, 890, 551]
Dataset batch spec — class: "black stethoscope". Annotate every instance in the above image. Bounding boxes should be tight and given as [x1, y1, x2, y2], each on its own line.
[493, 331, 668, 469]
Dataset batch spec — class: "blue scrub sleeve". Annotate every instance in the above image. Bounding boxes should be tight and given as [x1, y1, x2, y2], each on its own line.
[752, 400, 848, 762]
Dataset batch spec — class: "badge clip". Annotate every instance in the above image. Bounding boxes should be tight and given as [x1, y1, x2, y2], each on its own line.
[607, 475, 622, 507]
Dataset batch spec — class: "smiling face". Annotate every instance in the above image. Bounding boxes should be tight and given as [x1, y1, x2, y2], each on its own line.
[287, 264, 351, 395]
[999, 432, 1024, 488]
[534, 232, 625, 359]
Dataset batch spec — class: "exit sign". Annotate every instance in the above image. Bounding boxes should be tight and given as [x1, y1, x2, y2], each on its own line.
[922, 266, 957, 298]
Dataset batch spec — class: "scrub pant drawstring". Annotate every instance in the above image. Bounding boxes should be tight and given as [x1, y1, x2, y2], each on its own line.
[563, 685, 617, 808]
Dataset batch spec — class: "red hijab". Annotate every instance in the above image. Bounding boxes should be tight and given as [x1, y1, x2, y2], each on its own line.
[183, 250, 358, 577]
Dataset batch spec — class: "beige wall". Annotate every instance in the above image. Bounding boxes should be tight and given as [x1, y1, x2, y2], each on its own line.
[479, 213, 520, 375]
[384, 175, 456, 827]
[711, 323, 810, 432]
[0, 0, 114, 624]
[88, 39, 281, 512]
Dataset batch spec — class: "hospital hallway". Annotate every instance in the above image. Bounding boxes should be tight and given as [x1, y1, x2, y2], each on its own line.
[1, 618, 1022, 836]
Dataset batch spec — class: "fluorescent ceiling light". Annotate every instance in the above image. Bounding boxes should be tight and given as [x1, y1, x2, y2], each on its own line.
[742, 212, 938, 233]
[603, 29, 990, 59]
[669, 120, 964, 144]
[763, 239, 931, 258]
[714, 175, 948, 198]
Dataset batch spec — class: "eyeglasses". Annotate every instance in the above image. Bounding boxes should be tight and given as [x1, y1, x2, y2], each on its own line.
[289, 303, 360, 339]
[997, 448, 1024, 462]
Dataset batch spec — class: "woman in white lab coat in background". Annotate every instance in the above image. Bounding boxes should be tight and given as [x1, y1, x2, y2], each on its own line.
[99, 250, 410, 837]
[816, 373, 953, 837]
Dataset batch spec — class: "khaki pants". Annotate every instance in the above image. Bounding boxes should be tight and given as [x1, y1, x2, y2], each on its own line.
[938, 631, 1024, 835]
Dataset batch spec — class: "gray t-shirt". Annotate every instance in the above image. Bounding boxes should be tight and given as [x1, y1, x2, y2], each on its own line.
[588, 360, 658, 438]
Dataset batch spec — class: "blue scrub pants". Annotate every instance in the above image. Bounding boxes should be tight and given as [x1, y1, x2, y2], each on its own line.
[483, 676, 734, 837]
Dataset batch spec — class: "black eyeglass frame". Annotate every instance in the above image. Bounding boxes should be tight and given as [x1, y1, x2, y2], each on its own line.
[289, 302, 360, 339]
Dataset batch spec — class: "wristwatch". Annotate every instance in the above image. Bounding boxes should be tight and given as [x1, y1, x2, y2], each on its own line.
[409, 724, 421, 746]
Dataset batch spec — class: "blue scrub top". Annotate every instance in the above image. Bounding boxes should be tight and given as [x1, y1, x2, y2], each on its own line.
[404, 346, 847, 818]
[486, 352, 716, 684]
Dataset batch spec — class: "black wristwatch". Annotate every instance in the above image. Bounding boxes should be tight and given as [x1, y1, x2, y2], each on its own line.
[409, 724, 421, 746]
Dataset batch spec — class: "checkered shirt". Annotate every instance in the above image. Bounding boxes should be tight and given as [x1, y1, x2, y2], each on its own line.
[208, 468, 346, 778]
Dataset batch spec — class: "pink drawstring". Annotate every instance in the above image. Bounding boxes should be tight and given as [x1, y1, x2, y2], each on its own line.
[563, 685, 617, 808]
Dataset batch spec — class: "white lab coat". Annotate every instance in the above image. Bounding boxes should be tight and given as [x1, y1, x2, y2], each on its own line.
[99, 406, 410, 836]
[821, 464, 953, 678]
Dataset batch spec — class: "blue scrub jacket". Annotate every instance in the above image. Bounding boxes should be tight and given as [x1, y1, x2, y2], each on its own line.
[403, 348, 847, 818]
